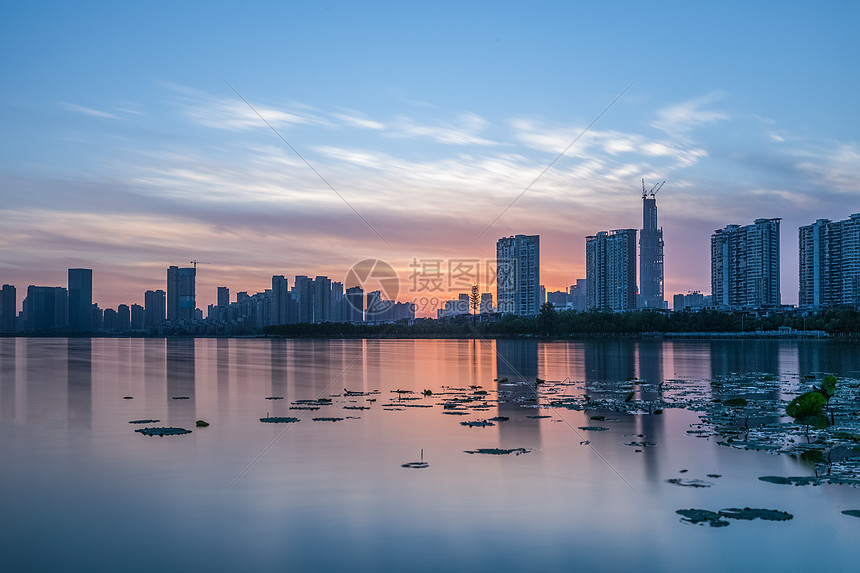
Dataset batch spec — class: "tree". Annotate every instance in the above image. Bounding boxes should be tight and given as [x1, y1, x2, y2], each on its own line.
[469, 285, 480, 316]
[537, 302, 559, 335]
[786, 391, 827, 441]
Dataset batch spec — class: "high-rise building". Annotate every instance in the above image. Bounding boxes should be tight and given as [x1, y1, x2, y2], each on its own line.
[23, 286, 68, 333]
[569, 279, 587, 311]
[167, 266, 196, 322]
[68, 268, 93, 332]
[799, 214, 860, 309]
[271, 276, 289, 325]
[586, 229, 637, 311]
[117, 304, 131, 332]
[0, 284, 16, 333]
[144, 289, 166, 329]
[293, 276, 313, 323]
[480, 292, 493, 314]
[345, 286, 364, 322]
[131, 304, 144, 330]
[639, 188, 665, 309]
[217, 286, 230, 308]
[711, 218, 781, 308]
[313, 276, 332, 323]
[496, 234, 540, 315]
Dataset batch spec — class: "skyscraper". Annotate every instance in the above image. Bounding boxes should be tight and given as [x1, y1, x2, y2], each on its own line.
[293, 275, 313, 323]
[345, 286, 364, 322]
[271, 275, 289, 325]
[313, 276, 332, 323]
[23, 286, 68, 332]
[496, 234, 540, 315]
[799, 214, 860, 309]
[144, 289, 166, 329]
[0, 284, 15, 333]
[217, 286, 230, 308]
[711, 218, 781, 308]
[167, 266, 196, 322]
[639, 187, 665, 309]
[68, 268, 93, 332]
[586, 229, 637, 311]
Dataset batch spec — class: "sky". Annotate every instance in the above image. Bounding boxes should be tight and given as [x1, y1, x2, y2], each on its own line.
[2, 1, 859, 315]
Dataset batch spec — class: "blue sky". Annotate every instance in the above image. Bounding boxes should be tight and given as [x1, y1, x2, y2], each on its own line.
[2, 1, 859, 311]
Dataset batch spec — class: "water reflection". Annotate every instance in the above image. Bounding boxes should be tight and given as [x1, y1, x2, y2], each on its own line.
[166, 338, 195, 423]
[0, 338, 15, 421]
[66, 338, 91, 430]
[495, 340, 540, 447]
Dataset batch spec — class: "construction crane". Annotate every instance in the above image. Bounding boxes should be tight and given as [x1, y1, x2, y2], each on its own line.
[642, 179, 666, 197]
[190, 260, 212, 270]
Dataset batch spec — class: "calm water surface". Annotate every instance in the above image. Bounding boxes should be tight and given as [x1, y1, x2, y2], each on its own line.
[1, 338, 858, 571]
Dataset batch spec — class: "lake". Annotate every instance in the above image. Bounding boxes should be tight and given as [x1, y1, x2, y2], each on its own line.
[1, 337, 858, 571]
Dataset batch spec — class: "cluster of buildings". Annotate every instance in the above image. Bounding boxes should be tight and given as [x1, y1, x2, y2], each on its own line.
[3, 184, 860, 334]
[0, 266, 416, 335]
[492, 185, 860, 317]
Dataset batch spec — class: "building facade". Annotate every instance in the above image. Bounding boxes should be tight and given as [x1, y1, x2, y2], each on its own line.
[711, 218, 781, 308]
[68, 268, 93, 332]
[167, 266, 196, 323]
[496, 234, 540, 316]
[639, 193, 665, 309]
[585, 229, 637, 311]
[799, 214, 860, 309]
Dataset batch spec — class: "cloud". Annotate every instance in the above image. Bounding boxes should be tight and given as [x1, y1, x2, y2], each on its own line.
[63, 103, 120, 119]
[795, 143, 860, 194]
[331, 111, 385, 130]
[389, 112, 498, 145]
[652, 93, 728, 136]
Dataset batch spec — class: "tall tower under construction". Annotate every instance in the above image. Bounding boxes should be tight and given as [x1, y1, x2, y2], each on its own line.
[638, 180, 665, 309]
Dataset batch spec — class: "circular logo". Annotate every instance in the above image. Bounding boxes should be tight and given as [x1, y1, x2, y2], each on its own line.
[344, 259, 400, 319]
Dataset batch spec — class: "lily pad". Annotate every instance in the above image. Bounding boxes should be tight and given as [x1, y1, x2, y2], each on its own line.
[135, 427, 191, 436]
[841, 510, 860, 518]
[578, 426, 609, 431]
[129, 419, 160, 424]
[260, 416, 300, 423]
[677, 509, 729, 527]
[464, 448, 531, 455]
[312, 417, 345, 422]
[460, 420, 495, 428]
[667, 478, 713, 488]
[401, 461, 429, 469]
[719, 507, 793, 521]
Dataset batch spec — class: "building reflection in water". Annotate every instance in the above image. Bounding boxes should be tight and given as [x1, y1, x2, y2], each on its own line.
[217, 338, 230, 415]
[66, 338, 92, 430]
[494, 339, 540, 447]
[0, 338, 15, 421]
[166, 338, 195, 423]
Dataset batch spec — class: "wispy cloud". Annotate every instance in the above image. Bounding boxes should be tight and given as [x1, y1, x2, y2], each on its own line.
[64, 103, 120, 119]
[652, 93, 728, 136]
[331, 111, 385, 130]
[390, 112, 498, 145]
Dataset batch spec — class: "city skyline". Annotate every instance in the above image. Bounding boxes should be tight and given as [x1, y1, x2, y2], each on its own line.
[3, 3, 859, 311]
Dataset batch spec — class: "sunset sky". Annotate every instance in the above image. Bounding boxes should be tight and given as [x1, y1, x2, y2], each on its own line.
[2, 1, 859, 314]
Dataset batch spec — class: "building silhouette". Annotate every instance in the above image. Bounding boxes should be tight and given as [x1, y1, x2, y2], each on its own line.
[144, 289, 166, 329]
[167, 266, 196, 322]
[23, 286, 68, 332]
[217, 286, 230, 308]
[0, 284, 15, 333]
[586, 229, 637, 311]
[711, 218, 781, 308]
[639, 189, 665, 309]
[496, 234, 540, 315]
[345, 286, 364, 322]
[68, 268, 92, 332]
[799, 214, 860, 309]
